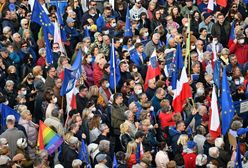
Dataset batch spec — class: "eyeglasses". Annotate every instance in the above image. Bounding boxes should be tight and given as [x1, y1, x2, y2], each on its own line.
[137, 2, 141, 4]
[91, 3, 97, 6]
[232, 6, 237, 8]
[179, 37, 183, 39]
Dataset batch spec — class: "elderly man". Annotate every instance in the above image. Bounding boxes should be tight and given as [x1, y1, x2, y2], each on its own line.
[93, 140, 112, 167]
[124, 110, 138, 138]
[144, 33, 161, 57]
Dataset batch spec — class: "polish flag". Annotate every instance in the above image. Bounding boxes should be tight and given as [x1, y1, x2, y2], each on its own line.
[207, 0, 214, 12]
[172, 67, 192, 113]
[54, 21, 66, 54]
[209, 85, 221, 139]
[216, 0, 227, 7]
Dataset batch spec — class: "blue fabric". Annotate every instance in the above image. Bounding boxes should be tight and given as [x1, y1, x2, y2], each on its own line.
[221, 67, 235, 135]
[78, 140, 91, 168]
[213, 60, 221, 89]
[136, 143, 141, 163]
[109, 43, 121, 91]
[124, 5, 133, 37]
[31, 0, 54, 35]
[112, 153, 118, 168]
[96, 15, 106, 32]
[60, 50, 82, 96]
[44, 29, 53, 64]
[0, 104, 20, 128]
[235, 141, 242, 168]
[171, 44, 184, 89]
[130, 50, 147, 68]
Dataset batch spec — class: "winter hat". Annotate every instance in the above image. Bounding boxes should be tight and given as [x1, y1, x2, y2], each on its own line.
[187, 141, 196, 149]
[203, 13, 211, 20]
[17, 138, 27, 149]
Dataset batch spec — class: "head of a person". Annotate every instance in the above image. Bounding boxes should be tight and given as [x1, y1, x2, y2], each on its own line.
[152, 33, 160, 44]
[209, 147, 220, 158]
[176, 121, 185, 132]
[98, 140, 110, 153]
[155, 87, 165, 100]
[217, 13, 225, 25]
[79, 85, 88, 97]
[113, 93, 123, 106]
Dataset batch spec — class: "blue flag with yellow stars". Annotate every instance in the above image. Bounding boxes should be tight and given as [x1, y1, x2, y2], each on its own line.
[31, 0, 54, 35]
[221, 67, 235, 135]
[124, 5, 133, 37]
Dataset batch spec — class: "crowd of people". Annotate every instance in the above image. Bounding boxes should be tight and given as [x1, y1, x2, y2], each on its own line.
[0, 0, 248, 167]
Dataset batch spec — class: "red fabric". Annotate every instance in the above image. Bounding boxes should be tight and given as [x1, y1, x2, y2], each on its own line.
[36, 57, 46, 67]
[127, 154, 136, 168]
[182, 152, 197, 168]
[93, 64, 104, 87]
[229, 43, 248, 64]
[172, 82, 192, 112]
[144, 63, 161, 91]
[216, 0, 227, 7]
[103, 88, 111, 100]
[70, 91, 77, 110]
[158, 112, 176, 129]
[38, 121, 45, 150]
[59, 71, 64, 80]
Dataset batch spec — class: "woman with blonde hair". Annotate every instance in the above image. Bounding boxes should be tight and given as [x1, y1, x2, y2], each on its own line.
[18, 109, 37, 159]
[176, 134, 189, 154]
[120, 122, 132, 151]
[126, 141, 137, 168]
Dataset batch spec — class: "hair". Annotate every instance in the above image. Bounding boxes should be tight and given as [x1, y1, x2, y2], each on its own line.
[20, 109, 31, 120]
[126, 141, 137, 159]
[82, 108, 91, 121]
[51, 108, 60, 118]
[88, 115, 100, 130]
[88, 85, 99, 98]
[32, 66, 42, 77]
[99, 140, 110, 152]
[120, 122, 129, 134]
[177, 134, 189, 145]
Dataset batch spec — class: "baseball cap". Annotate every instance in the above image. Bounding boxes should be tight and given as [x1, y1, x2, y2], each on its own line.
[6, 115, 15, 122]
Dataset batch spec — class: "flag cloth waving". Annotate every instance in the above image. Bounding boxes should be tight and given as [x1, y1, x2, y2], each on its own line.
[209, 85, 221, 139]
[78, 140, 91, 168]
[221, 67, 235, 135]
[124, 5, 133, 37]
[144, 50, 161, 91]
[31, 0, 54, 35]
[0, 104, 20, 128]
[37, 121, 63, 154]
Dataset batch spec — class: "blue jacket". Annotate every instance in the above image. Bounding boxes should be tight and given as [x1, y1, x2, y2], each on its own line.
[96, 15, 106, 32]
[130, 50, 147, 68]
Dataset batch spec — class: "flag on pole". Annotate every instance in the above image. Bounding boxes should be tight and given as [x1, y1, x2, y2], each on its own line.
[44, 28, 53, 64]
[209, 85, 221, 139]
[124, 5, 133, 37]
[144, 50, 161, 91]
[185, 18, 190, 70]
[213, 60, 221, 89]
[78, 140, 91, 168]
[109, 39, 121, 92]
[31, 0, 54, 35]
[171, 44, 184, 90]
[0, 104, 20, 128]
[172, 67, 192, 113]
[228, 22, 235, 48]
[37, 121, 64, 154]
[221, 67, 235, 135]
[54, 21, 66, 55]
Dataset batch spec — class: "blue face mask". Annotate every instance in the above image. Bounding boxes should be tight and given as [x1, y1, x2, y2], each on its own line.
[227, 76, 232, 81]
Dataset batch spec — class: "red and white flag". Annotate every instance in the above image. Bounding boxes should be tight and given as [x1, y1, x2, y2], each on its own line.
[172, 67, 192, 113]
[207, 0, 214, 12]
[209, 85, 221, 139]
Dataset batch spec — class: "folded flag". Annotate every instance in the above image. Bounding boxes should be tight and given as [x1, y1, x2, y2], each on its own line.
[0, 104, 20, 127]
[37, 121, 64, 154]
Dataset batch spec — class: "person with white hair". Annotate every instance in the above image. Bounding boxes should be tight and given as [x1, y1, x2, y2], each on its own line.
[208, 147, 220, 165]
[144, 33, 161, 57]
[196, 154, 207, 167]
[214, 138, 231, 167]
[72, 159, 82, 168]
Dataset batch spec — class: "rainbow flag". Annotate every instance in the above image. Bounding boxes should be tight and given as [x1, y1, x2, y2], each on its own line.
[37, 121, 64, 154]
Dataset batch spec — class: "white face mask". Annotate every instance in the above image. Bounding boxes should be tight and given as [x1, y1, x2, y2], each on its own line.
[144, 32, 149, 37]
[111, 23, 117, 28]
[150, 106, 154, 111]
[197, 88, 205, 95]
[238, 39, 245, 44]
[227, 76, 232, 81]
[136, 39, 141, 43]
[105, 83, 110, 88]
[22, 90, 27, 95]
[135, 89, 142, 95]
[86, 57, 92, 63]
[91, 107, 96, 112]
[53, 97, 57, 103]
[191, 45, 196, 50]
[213, 40, 218, 44]
[133, 68, 138, 72]
[135, 80, 140, 84]
[235, 80, 240, 85]
[103, 30, 109, 35]
[87, 26, 91, 30]
[119, 38, 123, 43]
[3, 100, 9, 105]
[90, 13, 96, 17]
[209, 80, 214, 84]
[89, 113, 94, 119]
[84, 47, 89, 54]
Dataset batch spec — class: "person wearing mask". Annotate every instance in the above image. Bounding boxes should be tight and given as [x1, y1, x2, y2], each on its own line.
[229, 33, 248, 64]
[99, 78, 112, 106]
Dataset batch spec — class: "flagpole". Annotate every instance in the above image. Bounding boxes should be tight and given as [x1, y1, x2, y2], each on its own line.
[112, 39, 117, 93]
[188, 16, 191, 76]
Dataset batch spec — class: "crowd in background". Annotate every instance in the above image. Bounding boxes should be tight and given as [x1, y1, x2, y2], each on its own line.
[0, 0, 248, 167]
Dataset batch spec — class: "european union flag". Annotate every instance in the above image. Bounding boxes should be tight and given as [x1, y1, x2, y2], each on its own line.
[0, 104, 20, 127]
[44, 29, 53, 64]
[213, 60, 221, 89]
[60, 50, 82, 96]
[55, 2, 66, 42]
[171, 43, 184, 89]
[235, 141, 242, 168]
[221, 67, 235, 135]
[109, 40, 121, 92]
[78, 140, 91, 168]
[31, 0, 54, 35]
[124, 5, 133, 37]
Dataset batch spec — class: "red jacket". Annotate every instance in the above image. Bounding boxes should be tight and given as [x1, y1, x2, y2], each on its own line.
[36, 57, 46, 67]
[182, 152, 197, 168]
[158, 112, 176, 129]
[93, 64, 103, 87]
[229, 43, 248, 64]
[127, 154, 136, 168]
